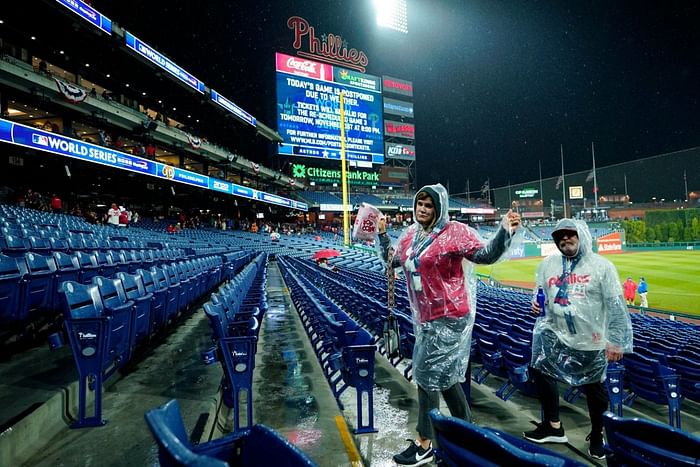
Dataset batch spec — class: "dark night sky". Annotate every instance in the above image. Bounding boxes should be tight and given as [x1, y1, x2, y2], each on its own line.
[96, 0, 699, 192]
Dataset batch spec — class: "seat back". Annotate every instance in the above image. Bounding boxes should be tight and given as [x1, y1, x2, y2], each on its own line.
[428, 410, 583, 467]
[60, 281, 104, 319]
[0, 253, 26, 324]
[144, 399, 228, 467]
[603, 412, 700, 466]
[240, 424, 316, 466]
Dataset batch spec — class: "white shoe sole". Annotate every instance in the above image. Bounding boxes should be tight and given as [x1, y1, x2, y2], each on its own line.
[588, 448, 606, 460]
[395, 455, 434, 466]
[523, 433, 569, 444]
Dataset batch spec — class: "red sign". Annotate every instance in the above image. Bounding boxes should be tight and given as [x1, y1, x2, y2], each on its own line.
[596, 232, 622, 253]
[275, 53, 333, 81]
[383, 76, 414, 97]
[385, 120, 415, 139]
[287, 16, 369, 72]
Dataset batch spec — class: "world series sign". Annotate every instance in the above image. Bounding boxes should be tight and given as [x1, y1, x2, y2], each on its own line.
[0, 118, 307, 211]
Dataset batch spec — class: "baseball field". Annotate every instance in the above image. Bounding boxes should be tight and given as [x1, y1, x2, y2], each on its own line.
[475, 250, 700, 316]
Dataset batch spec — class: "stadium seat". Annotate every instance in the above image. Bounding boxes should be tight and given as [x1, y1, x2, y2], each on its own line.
[428, 410, 585, 466]
[144, 399, 316, 467]
[603, 412, 700, 466]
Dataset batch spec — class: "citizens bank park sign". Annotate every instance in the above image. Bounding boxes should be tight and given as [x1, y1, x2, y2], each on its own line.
[292, 163, 379, 186]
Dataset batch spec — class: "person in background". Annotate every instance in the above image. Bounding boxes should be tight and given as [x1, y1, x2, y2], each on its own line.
[623, 276, 637, 305]
[118, 207, 129, 228]
[106, 203, 120, 227]
[524, 219, 633, 460]
[50, 193, 62, 213]
[378, 183, 521, 466]
[637, 277, 648, 307]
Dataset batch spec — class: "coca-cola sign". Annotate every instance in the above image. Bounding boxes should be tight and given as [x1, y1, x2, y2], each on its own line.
[287, 16, 369, 72]
[275, 53, 332, 80]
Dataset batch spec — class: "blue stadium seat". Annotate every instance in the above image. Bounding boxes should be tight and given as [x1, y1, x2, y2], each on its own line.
[22, 252, 57, 318]
[603, 412, 700, 466]
[94, 251, 117, 278]
[49, 237, 70, 252]
[91, 276, 136, 365]
[667, 354, 700, 403]
[75, 251, 101, 284]
[116, 272, 153, 344]
[144, 399, 316, 467]
[622, 353, 682, 427]
[136, 268, 167, 333]
[0, 253, 25, 326]
[428, 410, 585, 466]
[2, 235, 29, 257]
[150, 266, 180, 322]
[59, 281, 111, 427]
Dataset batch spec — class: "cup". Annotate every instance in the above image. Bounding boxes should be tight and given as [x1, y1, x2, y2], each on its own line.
[352, 202, 381, 241]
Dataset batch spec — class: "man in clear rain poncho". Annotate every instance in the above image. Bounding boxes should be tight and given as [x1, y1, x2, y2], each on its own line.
[523, 218, 633, 460]
[377, 183, 522, 467]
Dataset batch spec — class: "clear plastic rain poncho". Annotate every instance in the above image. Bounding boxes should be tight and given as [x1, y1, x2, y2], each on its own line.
[531, 219, 633, 386]
[380, 183, 520, 391]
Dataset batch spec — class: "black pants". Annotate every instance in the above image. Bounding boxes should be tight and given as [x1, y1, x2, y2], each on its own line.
[416, 383, 471, 440]
[531, 367, 609, 434]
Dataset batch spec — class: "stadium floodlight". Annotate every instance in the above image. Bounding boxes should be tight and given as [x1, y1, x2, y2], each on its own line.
[374, 0, 408, 34]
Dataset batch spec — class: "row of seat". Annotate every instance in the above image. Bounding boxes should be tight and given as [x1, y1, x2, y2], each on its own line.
[430, 409, 700, 467]
[278, 256, 377, 434]
[202, 254, 268, 432]
[54, 254, 230, 428]
[0, 249, 197, 343]
[283, 256, 417, 381]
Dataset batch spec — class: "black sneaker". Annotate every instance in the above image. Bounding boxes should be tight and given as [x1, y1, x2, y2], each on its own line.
[587, 431, 605, 460]
[393, 439, 434, 466]
[523, 422, 568, 444]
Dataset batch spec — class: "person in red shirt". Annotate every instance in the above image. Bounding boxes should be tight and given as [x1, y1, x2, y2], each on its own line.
[50, 194, 62, 213]
[623, 276, 637, 305]
[378, 183, 521, 466]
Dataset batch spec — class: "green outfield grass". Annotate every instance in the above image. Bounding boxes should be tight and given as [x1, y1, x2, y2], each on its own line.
[475, 250, 700, 316]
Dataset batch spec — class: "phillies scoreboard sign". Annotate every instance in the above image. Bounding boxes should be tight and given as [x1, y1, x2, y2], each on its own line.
[275, 52, 384, 165]
[0, 118, 307, 211]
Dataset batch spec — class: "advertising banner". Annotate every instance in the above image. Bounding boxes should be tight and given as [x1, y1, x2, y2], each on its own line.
[211, 90, 256, 127]
[125, 32, 206, 94]
[383, 97, 414, 118]
[275, 52, 384, 164]
[291, 163, 379, 186]
[596, 232, 623, 253]
[0, 118, 307, 211]
[382, 76, 413, 97]
[380, 165, 409, 183]
[56, 0, 112, 34]
[384, 120, 415, 140]
[384, 142, 415, 160]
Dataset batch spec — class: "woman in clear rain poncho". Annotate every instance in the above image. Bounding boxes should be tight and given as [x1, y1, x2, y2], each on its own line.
[377, 183, 521, 466]
[524, 218, 633, 460]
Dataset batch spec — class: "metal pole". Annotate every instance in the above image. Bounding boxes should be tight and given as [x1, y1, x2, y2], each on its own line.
[591, 141, 599, 209]
[560, 144, 567, 218]
[538, 160, 544, 211]
[467, 179, 470, 204]
[684, 170, 688, 202]
[340, 93, 350, 247]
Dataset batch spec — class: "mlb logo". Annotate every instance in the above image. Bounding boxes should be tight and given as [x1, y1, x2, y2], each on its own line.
[32, 134, 49, 146]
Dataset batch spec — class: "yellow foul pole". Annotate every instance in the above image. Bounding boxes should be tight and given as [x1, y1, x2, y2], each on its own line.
[339, 92, 350, 247]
